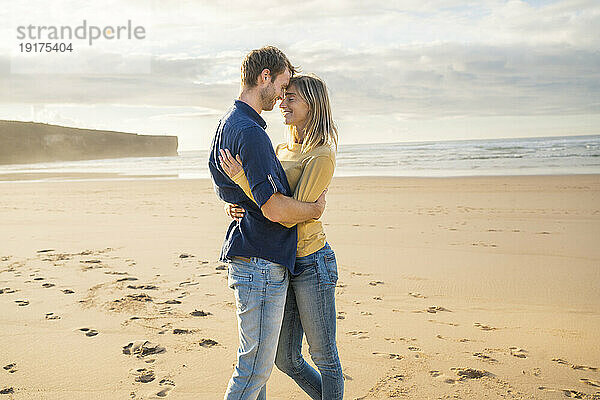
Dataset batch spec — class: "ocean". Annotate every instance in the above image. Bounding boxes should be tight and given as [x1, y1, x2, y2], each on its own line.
[1, 134, 598, 182]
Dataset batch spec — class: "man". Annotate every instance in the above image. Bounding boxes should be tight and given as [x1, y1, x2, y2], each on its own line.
[208, 46, 326, 400]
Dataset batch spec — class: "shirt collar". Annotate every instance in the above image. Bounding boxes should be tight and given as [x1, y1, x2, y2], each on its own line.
[234, 100, 267, 130]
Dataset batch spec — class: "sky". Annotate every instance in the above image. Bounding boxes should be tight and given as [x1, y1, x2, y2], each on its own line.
[0, 0, 599, 151]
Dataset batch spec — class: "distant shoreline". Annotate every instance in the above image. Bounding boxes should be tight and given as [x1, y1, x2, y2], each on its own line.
[1, 171, 599, 184]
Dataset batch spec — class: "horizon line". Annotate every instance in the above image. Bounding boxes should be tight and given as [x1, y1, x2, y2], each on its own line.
[179, 132, 600, 152]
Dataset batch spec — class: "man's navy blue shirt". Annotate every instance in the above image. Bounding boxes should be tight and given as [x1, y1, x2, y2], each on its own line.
[208, 100, 298, 273]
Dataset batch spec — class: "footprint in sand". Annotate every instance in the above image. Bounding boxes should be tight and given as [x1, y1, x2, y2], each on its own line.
[538, 386, 594, 399]
[347, 330, 367, 335]
[104, 271, 128, 276]
[451, 367, 490, 380]
[369, 281, 384, 286]
[159, 306, 173, 316]
[33, 277, 44, 281]
[158, 323, 172, 335]
[45, 312, 61, 320]
[116, 277, 139, 282]
[336, 311, 346, 320]
[130, 368, 155, 383]
[572, 365, 599, 372]
[372, 352, 403, 360]
[429, 370, 457, 384]
[42, 283, 55, 288]
[62, 289, 75, 294]
[346, 330, 369, 339]
[173, 329, 196, 335]
[474, 322, 497, 331]
[579, 378, 600, 388]
[407, 346, 421, 352]
[155, 378, 176, 397]
[190, 310, 211, 317]
[178, 281, 199, 287]
[509, 347, 528, 358]
[3, 363, 17, 373]
[472, 352, 498, 363]
[81, 259, 102, 264]
[408, 292, 427, 298]
[0, 287, 17, 294]
[356, 372, 405, 399]
[127, 284, 158, 290]
[552, 358, 598, 372]
[426, 306, 451, 313]
[14, 300, 29, 306]
[78, 328, 99, 337]
[199, 339, 218, 348]
[123, 341, 166, 358]
[109, 294, 154, 311]
[0, 387, 14, 394]
[385, 337, 417, 344]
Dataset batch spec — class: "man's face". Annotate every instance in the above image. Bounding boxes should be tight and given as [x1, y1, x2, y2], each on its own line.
[259, 68, 291, 111]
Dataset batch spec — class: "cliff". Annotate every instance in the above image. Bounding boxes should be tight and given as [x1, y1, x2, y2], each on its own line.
[0, 120, 178, 165]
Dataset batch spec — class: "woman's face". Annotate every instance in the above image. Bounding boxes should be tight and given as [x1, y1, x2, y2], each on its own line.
[280, 84, 310, 128]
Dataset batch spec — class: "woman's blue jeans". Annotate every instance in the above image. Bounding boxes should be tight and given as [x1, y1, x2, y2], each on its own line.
[273, 242, 344, 399]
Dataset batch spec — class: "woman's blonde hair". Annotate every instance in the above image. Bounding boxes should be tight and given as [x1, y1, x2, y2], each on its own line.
[287, 74, 338, 153]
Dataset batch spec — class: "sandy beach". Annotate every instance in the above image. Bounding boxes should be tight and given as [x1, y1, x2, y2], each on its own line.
[0, 174, 599, 399]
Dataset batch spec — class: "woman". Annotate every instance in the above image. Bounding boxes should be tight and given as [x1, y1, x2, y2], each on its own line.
[219, 74, 343, 399]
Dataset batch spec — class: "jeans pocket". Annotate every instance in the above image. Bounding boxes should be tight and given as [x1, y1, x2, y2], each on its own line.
[323, 252, 338, 284]
[228, 265, 252, 312]
[269, 264, 287, 285]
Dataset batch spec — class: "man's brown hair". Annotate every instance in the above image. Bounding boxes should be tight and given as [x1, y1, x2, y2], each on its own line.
[241, 46, 298, 88]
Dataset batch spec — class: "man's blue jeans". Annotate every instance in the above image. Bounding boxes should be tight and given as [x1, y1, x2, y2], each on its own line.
[224, 256, 289, 400]
[274, 243, 344, 399]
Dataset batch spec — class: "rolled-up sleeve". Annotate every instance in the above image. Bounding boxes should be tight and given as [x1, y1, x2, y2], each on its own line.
[237, 127, 287, 207]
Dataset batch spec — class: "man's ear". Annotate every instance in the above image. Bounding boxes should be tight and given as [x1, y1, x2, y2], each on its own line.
[260, 68, 271, 85]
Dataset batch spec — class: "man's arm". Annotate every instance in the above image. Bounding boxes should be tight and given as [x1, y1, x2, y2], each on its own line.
[223, 153, 325, 225]
[278, 154, 335, 228]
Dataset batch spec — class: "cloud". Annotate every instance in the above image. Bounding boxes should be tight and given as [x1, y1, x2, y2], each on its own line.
[30, 104, 82, 127]
[1, 0, 598, 148]
[148, 108, 222, 120]
[289, 42, 600, 118]
[2, 38, 599, 120]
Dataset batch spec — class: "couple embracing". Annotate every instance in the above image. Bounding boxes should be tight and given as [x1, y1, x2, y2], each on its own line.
[208, 46, 343, 400]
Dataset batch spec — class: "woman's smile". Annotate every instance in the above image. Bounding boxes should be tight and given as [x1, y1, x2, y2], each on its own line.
[279, 84, 309, 129]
